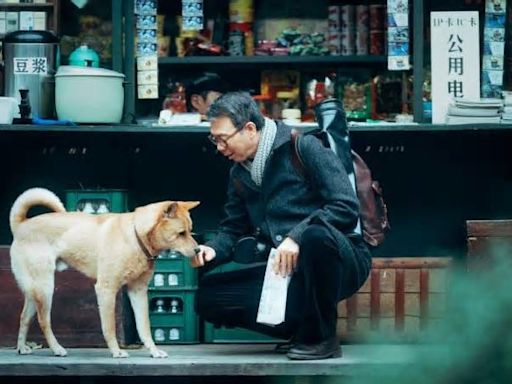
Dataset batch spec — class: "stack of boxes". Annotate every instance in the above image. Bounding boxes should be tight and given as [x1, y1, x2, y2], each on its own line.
[135, 0, 159, 100]
[148, 250, 199, 344]
[327, 4, 387, 57]
[0, 10, 46, 35]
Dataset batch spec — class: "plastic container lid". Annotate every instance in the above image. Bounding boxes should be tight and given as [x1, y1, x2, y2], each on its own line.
[276, 91, 295, 99]
[3, 30, 59, 44]
[55, 65, 125, 78]
[68, 45, 100, 68]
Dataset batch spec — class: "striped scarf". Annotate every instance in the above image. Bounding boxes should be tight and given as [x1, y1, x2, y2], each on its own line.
[244, 117, 277, 186]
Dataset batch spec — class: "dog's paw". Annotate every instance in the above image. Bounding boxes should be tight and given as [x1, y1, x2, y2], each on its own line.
[150, 348, 168, 358]
[112, 350, 129, 358]
[52, 345, 68, 357]
[17, 344, 33, 355]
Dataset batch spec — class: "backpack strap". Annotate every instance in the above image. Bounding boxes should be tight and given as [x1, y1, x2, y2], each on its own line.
[290, 129, 306, 178]
[233, 177, 244, 196]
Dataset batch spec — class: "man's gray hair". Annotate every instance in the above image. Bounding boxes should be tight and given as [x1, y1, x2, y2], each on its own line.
[207, 91, 265, 131]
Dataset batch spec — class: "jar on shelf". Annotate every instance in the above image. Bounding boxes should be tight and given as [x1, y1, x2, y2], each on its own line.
[162, 82, 186, 113]
[274, 90, 299, 121]
[253, 94, 272, 117]
[282, 108, 302, 125]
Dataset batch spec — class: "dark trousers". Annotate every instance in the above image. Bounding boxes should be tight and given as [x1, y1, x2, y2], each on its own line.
[195, 224, 371, 343]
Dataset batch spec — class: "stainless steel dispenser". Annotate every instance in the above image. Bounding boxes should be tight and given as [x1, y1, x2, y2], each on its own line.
[2, 30, 59, 119]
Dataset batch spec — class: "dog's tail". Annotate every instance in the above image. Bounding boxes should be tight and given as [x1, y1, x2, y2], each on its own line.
[10, 188, 66, 234]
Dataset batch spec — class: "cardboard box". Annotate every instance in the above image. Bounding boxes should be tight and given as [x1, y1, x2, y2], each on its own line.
[0, 12, 6, 35]
[33, 11, 46, 30]
[19, 11, 34, 31]
[5, 11, 18, 33]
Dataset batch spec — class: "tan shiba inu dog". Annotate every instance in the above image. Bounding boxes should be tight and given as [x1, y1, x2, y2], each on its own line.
[9, 188, 199, 358]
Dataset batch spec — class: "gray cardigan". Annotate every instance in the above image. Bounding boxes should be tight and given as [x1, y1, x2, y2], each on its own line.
[207, 122, 361, 264]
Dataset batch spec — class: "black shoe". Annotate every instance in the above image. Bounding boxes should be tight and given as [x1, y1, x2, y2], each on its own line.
[286, 336, 342, 360]
[274, 341, 293, 354]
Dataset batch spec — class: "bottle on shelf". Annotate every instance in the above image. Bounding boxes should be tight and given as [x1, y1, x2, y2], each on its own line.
[162, 82, 187, 114]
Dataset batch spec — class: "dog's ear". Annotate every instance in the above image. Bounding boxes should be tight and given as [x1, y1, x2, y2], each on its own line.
[164, 202, 178, 218]
[180, 201, 200, 211]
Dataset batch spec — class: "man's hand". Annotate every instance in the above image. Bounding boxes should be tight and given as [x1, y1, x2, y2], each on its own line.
[190, 245, 216, 268]
[273, 237, 299, 277]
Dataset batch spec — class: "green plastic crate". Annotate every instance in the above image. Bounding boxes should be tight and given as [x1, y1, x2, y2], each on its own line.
[148, 289, 199, 344]
[65, 189, 129, 213]
[149, 250, 197, 290]
[203, 322, 286, 344]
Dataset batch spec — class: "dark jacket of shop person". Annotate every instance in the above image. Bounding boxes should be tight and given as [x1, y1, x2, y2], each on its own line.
[185, 72, 226, 118]
[192, 91, 371, 360]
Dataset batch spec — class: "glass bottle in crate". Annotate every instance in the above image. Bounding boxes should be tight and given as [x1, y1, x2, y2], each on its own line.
[168, 250, 180, 259]
[154, 298, 166, 313]
[154, 328, 166, 343]
[96, 200, 109, 213]
[158, 250, 169, 259]
[153, 273, 165, 288]
[170, 299, 179, 313]
[168, 273, 179, 287]
[82, 201, 95, 214]
[169, 328, 180, 341]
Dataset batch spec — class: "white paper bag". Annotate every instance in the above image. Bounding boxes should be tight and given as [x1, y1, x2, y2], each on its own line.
[256, 248, 291, 326]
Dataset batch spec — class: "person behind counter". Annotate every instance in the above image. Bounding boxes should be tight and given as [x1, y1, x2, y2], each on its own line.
[185, 72, 227, 119]
[190, 91, 372, 360]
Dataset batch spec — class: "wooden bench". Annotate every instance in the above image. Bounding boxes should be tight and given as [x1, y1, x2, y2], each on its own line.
[466, 219, 512, 270]
[1, 242, 453, 347]
[337, 257, 452, 342]
[0, 250, 454, 383]
[0, 246, 136, 348]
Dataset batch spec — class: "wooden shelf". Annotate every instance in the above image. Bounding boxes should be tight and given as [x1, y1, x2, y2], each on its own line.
[1, 123, 512, 134]
[158, 55, 388, 66]
[0, 3, 54, 9]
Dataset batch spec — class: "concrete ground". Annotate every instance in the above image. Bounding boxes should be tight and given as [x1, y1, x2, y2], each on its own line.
[0, 343, 455, 384]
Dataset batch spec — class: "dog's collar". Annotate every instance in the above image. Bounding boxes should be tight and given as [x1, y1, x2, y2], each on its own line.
[134, 227, 159, 261]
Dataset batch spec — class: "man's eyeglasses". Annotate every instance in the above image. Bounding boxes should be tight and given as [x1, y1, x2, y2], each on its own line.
[208, 129, 241, 147]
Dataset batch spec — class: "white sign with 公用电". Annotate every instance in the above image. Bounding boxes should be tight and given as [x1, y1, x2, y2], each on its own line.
[430, 12, 480, 123]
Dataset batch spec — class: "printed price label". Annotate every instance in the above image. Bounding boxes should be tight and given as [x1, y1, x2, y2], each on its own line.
[13, 57, 47, 75]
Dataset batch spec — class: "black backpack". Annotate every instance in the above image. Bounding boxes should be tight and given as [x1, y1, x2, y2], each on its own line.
[290, 98, 390, 247]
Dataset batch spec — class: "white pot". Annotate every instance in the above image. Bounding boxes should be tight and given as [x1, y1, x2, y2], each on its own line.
[55, 66, 125, 123]
[0, 97, 18, 124]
